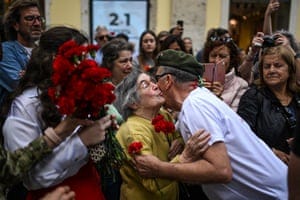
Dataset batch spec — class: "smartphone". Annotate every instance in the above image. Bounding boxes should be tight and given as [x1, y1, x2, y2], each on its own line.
[177, 20, 184, 27]
[202, 62, 225, 85]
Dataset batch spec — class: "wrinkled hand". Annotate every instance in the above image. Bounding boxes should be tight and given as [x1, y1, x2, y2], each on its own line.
[40, 186, 75, 200]
[168, 139, 184, 160]
[265, 0, 280, 16]
[134, 154, 161, 178]
[273, 33, 290, 46]
[54, 117, 94, 140]
[272, 148, 290, 165]
[19, 70, 26, 78]
[205, 81, 224, 98]
[251, 32, 264, 51]
[78, 115, 114, 146]
[180, 129, 211, 163]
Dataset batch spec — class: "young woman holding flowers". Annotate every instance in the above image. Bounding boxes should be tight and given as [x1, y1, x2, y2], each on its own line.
[1, 26, 115, 200]
[114, 70, 210, 199]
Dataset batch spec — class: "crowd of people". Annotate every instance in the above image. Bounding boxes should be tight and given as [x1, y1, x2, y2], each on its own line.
[0, 0, 300, 200]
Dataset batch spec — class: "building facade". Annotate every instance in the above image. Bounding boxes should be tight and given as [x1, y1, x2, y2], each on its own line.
[1, 0, 300, 54]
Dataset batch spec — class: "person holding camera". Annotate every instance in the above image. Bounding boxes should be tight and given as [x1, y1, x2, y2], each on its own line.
[238, 45, 300, 165]
[239, 31, 300, 84]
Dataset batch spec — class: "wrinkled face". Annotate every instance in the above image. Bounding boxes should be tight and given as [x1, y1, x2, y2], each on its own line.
[136, 73, 165, 109]
[14, 6, 43, 43]
[154, 67, 176, 110]
[95, 29, 110, 47]
[262, 54, 290, 88]
[208, 45, 230, 72]
[112, 50, 133, 85]
[142, 33, 156, 54]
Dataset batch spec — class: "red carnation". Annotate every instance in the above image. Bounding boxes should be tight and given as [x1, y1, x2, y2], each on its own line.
[128, 141, 143, 155]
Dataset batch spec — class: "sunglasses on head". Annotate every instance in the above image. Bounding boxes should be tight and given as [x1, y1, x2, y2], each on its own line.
[210, 36, 232, 43]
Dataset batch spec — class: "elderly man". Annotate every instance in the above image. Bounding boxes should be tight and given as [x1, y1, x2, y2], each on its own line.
[94, 26, 112, 65]
[0, 0, 43, 105]
[134, 49, 287, 199]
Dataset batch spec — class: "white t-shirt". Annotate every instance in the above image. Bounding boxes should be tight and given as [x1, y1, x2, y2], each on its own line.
[177, 87, 287, 200]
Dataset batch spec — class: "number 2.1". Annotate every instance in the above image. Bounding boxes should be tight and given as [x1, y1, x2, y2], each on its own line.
[109, 13, 130, 26]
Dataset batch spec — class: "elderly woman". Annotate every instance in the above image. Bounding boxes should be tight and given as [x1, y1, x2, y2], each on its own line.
[202, 29, 248, 112]
[238, 45, 300, 165]
[114, 69, 210, 199]
[101, 38, 134, 86]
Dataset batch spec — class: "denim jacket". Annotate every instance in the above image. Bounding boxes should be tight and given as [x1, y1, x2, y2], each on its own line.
[0, 41, 29, 105]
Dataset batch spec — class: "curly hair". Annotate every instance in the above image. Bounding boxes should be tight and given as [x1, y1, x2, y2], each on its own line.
[1, 26, 88, 128]
[113, 69, 141, 121]
[3, 0, 40, 41]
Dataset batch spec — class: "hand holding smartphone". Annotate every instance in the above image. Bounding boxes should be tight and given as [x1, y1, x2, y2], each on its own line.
[202, 61, 225, 85]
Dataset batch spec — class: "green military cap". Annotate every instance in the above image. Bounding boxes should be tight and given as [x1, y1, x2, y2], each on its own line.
[156, 49, 204, 76]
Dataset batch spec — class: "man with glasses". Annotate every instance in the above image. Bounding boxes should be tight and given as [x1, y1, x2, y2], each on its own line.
[94, 26, 113, 65]
[0, 0, 44, 105]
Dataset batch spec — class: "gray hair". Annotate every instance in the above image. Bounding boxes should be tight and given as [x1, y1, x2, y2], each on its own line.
[95, 25, 108, 33]
[159, 66, 198, 83]
[114, 69, 142, 120]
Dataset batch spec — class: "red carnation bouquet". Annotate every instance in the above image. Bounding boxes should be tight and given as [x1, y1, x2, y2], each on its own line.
[48, 40, 125, 179]
[152, 114, 175, 145]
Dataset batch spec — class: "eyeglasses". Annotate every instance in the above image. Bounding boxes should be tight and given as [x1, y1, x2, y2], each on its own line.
[138, 79, 156, 89]
[24, 15, 44, 23]
[154, 73, 174, 82]
[95, 35, 109, 41]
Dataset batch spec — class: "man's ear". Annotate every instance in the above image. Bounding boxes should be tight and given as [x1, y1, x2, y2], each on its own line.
[164, 74, 174, 90]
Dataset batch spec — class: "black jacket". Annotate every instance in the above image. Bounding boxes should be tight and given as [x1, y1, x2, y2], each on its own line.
[237, 85, 299, 153]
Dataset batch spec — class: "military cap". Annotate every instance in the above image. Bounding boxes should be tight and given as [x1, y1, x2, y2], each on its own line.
[156, 49, 204, 76]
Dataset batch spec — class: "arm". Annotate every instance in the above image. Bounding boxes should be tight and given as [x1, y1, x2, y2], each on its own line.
[238, 32, 264, 83]
[262, 0, 280, 35]
[0, 117, 93, 186]
[3, 97, 110, 189]
[0, 42, 28, 92]
[135, 142, 232, 184]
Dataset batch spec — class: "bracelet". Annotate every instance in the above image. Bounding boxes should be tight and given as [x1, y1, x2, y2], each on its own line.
[44, 127, 62, 145]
